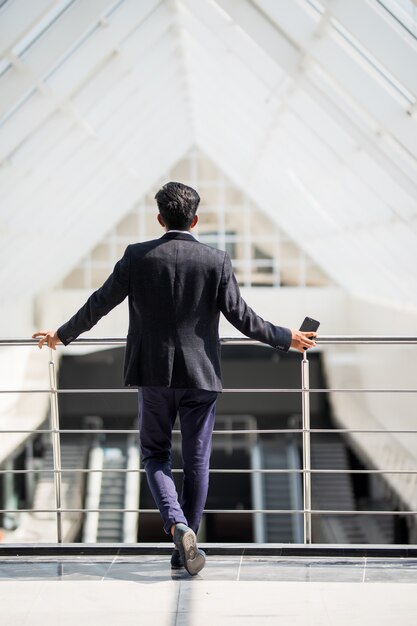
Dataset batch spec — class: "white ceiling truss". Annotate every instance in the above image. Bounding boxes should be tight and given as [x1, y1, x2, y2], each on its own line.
[0, 0, 416, 310]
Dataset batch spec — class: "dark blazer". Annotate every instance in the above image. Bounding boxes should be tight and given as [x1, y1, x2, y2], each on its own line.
[57, 232, 292, 391]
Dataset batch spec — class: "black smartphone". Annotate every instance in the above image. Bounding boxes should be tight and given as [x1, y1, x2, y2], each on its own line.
[299, 316, 320, 333]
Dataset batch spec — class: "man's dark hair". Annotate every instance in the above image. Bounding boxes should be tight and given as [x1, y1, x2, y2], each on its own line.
[154, 182, 200, 230]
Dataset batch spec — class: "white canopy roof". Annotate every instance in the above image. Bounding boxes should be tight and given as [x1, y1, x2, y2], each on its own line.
[1, 0, 417, 311]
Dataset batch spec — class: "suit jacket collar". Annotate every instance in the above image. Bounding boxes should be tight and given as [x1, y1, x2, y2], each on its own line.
[161, 231, 197, 242]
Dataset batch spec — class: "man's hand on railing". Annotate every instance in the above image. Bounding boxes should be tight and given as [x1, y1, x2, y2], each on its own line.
[32, 330, 61, 350]
[290, 329, 317, 352]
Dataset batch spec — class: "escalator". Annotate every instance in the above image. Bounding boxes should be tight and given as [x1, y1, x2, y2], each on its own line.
[251, 436, 303, 543]
[96, 440, 126, 542]
[83, 434, 140, 543]
[262, 438, 303, 542]
[251, 432, 394, 544]
[27, 434, 88, 541]
[311, 434, 394, 544]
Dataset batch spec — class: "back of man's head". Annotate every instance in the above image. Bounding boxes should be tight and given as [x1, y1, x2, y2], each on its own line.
[155, 182, 200, 230]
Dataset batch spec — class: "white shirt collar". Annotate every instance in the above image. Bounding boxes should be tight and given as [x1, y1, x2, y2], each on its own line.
[167, 230, 197, 239]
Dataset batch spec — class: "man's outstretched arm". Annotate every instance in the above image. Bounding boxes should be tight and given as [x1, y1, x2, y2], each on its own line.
[218, 252, 317, 353]
[33, 247, 130, 349]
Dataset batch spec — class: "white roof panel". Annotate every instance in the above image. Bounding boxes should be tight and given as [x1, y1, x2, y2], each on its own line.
[0, 0, 416, 310]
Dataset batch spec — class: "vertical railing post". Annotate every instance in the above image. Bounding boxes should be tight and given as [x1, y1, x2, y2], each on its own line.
[301, 350, 312, 544]
[48, 348, 63, 543]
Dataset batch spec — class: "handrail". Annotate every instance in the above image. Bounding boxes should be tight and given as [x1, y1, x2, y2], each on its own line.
[2, 388, 417, 393]
[1, 335, 417, 545]
[1, 507, 417, 515]
[2, 429, 417, 434]
[1, 335, 417, 346]
[0, 468, 417, 474]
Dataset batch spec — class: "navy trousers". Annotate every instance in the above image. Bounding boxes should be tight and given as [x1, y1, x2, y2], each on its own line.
[138, 387, 218, 534]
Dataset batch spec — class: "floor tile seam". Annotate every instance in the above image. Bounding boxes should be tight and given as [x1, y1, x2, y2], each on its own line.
[236, 549, 245, 582]
[101, 555, 117, 581]
[173, 581, 181, 625]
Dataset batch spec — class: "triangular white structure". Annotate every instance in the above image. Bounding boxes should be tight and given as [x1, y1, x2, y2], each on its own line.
[56, 147, 333, 291]
[0, 0, 416, 323]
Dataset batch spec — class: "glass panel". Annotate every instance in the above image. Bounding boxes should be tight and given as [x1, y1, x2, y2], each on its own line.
[198, 184, 221, 207]
[116, 243, 129, 257]
[280, 264, 301, 287]
[12, 0, 74, 59]
[224, 187, 244, 206]
[305, 264, 329, 287]
[377, 0, 417, 38]
[144, 212, 162, 239]
[62, 267, 85, 289]
[197, 212, 219, 230]
[91, 266, 111, 286]
[116, 213, 139, 237]
[331, 17, 415, 103]
[197, 156, 218, 180]
[57, 148, 332, 289]
[253, 243, 273, 262]
[170, 159, 190, 180]
[281, 241, 300, 263]
[91, 243, 111, 262]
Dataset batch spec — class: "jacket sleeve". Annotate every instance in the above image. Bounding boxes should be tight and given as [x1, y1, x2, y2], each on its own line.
[217, 252, 292, 352]
[57, 246, 131, 345]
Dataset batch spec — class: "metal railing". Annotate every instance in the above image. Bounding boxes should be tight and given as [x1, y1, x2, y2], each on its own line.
[1, 335, 417, 545]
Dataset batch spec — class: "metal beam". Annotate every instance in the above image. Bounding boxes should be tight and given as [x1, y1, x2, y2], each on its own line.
[214, 0, 417, 199]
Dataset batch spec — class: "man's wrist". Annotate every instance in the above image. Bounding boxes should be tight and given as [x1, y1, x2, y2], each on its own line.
[56, 327, 71, 346]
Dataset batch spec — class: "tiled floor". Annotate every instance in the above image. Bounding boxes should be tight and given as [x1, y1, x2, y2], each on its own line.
[1, 554, 417, 625]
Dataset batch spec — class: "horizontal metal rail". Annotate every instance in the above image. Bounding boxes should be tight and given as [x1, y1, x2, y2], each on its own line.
[2, 428, 417, 434]
[1, 508, 416, 516]
[1, 388, 417, 393]
[2, 336, 417, 346]
[0, 468, 416, 475]
[1, 335, 417, 545]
